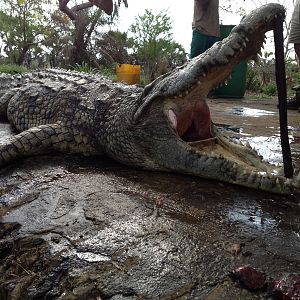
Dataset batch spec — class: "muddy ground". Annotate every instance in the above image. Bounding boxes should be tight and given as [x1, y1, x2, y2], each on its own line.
[0, 98, 300, 300]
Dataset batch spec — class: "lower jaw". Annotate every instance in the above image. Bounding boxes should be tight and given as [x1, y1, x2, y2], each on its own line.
[188, 137, 217, 148]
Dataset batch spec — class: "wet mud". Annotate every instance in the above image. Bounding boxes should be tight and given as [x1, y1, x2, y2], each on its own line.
[0, 98, 300, 299]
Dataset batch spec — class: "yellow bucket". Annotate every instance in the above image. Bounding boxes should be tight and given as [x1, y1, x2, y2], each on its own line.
[116, 64, 141, 85]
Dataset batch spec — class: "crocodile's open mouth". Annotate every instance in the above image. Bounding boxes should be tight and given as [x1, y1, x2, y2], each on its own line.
[166, 96, 213, 143]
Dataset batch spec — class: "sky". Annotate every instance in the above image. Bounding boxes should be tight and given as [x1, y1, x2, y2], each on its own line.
[112, 0, 295, 55]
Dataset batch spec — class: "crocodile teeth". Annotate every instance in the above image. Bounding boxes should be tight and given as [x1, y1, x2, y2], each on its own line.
[217, 56, 229, 64]
[223, 47, 235, 57]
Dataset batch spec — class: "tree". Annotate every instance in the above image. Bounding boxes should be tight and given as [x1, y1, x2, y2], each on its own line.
[70, 8, 107, 66]
[44, 7, 114, 68]
[0, 0, 52, 65]
[129, 9, 187, 83]
[0, 0, 129, 68]
[43, 10, 74, 68]
[93, 30, 131, 67]
[54, 0, 128, 68]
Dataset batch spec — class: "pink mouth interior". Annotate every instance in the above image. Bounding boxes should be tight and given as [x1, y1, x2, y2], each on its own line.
[168, 101, 213, 142]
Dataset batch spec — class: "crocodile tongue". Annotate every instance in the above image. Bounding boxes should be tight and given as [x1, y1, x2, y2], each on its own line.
[168, 100, 213, 142]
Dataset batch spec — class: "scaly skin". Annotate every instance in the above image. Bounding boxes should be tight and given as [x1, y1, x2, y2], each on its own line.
[0, 3, 299, 194]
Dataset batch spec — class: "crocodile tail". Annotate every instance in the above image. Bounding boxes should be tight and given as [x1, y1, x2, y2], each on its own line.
[0, 122, 99, 166]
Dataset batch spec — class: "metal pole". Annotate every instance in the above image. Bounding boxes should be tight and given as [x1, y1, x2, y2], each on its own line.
[273, 16, 294, 178]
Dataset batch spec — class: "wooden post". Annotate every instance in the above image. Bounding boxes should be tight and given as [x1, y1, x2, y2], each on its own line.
[274, 16, 294, 178]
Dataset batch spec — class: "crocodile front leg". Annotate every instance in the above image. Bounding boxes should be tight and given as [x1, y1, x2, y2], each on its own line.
[0, 123, 100, 166]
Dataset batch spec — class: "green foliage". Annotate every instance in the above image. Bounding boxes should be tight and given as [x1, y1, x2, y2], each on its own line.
[98, 67, 115, 80]
[246, 52, 278, 96]
[246, 64, 261, 92]
[128, 9, 187, 83]
[0, 1, 185, 78]
[72, 63, 116, 80]
[72, 62, 97, 74]
[290, 69, 300, 85]
[95, 30, 131, 68]
[285, 59, 300, 93]
[0, 0, 114, 68]
[43, 10, 74, 68]
[261, 82, 277, 96]
[129, 9, 173, 47]
[0, 64, 28, 74]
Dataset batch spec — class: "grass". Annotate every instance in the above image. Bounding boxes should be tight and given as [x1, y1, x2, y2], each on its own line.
[0, 64, 28, 74]
[72, 62, 97, 74]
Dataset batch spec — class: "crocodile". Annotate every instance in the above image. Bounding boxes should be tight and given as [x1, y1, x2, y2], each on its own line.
[0, 3, 299, 194]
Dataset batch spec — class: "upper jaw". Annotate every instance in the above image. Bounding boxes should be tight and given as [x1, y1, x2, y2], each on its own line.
[135, 4, 285, 115]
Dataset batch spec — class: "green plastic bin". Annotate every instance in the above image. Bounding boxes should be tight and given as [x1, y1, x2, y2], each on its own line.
[213, 25, 247, 98]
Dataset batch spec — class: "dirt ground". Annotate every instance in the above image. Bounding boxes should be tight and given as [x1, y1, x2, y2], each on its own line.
[0, 97, 300, 300]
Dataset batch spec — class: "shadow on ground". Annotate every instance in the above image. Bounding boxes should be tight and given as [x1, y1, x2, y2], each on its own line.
[0, 98, 300, 300]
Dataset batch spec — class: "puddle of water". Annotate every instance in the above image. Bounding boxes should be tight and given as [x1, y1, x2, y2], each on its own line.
[229, 107, 275, 117]
[242, 134, 297, 165]
[242, 135, 284, 165]
[216, 126, 297, 166]
[228, 206, 278, 232]
[76, 251, 111, 262]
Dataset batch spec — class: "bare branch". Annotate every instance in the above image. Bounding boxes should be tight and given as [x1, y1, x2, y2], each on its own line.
[59, 0, 114, 20]
[73, 2, 94, 13]
[58, 0, 77, 20]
